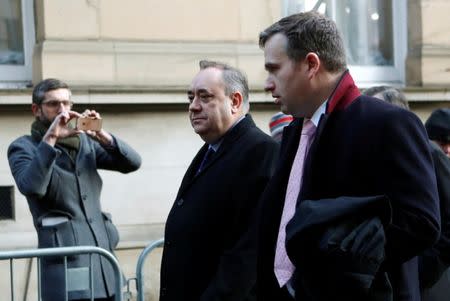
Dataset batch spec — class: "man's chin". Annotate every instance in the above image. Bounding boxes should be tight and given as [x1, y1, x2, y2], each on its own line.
[280, 104, 296, 116]
[280, 106, 290, 115]
[193, 129, 214, 143]
[37, 117, 53, 127]
[283, 104, 314, 119]
[192, 126, 205, 136]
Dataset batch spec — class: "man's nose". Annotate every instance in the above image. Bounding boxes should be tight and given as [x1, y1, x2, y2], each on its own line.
[57, 102, 67, 113]
[264, 79, 274, 92]
[189, 98, 201, 112]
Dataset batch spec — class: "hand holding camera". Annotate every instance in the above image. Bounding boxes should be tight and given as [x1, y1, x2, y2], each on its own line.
[77, 110, 113, 146]
[76, 114, 102, 132]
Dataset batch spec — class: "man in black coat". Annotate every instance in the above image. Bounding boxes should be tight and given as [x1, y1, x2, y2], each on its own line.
[159, 60, 279, 301]
[256, 12, 440, 301]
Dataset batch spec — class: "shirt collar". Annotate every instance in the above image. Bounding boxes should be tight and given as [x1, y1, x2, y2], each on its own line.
[309, 100, 327, 127]
[209, 115, 246, 152]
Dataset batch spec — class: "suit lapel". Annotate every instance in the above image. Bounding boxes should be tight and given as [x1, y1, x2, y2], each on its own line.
[268, 120, 303, 216]
[279, 119, 302, 177]
[306, 113, 328, 166]
[300, 114, 328, 199]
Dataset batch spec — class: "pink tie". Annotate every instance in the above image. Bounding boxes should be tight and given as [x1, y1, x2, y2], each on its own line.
[274, 119, 316, 287]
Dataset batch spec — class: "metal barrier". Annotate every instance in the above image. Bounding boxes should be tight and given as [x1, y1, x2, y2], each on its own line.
[133, 238, 164, 301]
[0, 246, 123, 301]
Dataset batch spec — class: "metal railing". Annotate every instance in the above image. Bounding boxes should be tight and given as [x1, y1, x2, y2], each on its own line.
[0, 246, 123, 301]
[133, 238, 164, 301]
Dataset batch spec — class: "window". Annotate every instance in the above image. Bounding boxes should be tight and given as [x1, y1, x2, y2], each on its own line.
[0, 186, 15, 220]
[0, 0, 35, 87]
[284, 0, 407, 87]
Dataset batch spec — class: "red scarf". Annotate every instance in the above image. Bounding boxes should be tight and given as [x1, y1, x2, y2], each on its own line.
[326, 70, 361, 114]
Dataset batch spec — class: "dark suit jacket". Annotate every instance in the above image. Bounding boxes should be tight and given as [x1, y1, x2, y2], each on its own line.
[160, 115, 279, 301]
[256, 71, 440, 301]
[420, 142, 450, 301]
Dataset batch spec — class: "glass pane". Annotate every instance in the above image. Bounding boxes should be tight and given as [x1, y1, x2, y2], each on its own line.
[0, 0, 24, 65]
[286, 0, 394, 66]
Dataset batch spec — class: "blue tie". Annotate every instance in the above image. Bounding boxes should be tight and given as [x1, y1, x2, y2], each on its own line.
[197, 147, 215, 174]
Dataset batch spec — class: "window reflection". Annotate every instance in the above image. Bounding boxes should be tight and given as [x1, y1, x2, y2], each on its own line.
[285, 0, 394, 66]
[0, 0, 24, 65]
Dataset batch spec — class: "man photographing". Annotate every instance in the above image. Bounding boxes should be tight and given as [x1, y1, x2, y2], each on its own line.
[8, 78, 141, 301]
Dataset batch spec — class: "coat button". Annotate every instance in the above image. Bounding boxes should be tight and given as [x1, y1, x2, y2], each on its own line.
[177, 198, 184, 206]
[161, 287, 167, 297]
[88, 218, 93, 223]
[82, 195, 87, 201]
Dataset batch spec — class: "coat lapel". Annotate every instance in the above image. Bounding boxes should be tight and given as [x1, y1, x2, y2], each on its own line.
[176, 115, 255, 199]
[266, 119, 303, 221]
[299, 70, 360, 200]
[325, 70, 361, 114]
[176, 144, 208, 199]
[279, 119, 302, 177]
[306, 70, 361, 162]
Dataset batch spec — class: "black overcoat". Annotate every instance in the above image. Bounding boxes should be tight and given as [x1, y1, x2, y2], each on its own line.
[257, 72, 440, 301]
[160, 115, 279, 301]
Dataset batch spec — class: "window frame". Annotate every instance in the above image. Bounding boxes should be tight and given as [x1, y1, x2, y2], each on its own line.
[0, 0, 35, 86]
[283, 0, 407, 87]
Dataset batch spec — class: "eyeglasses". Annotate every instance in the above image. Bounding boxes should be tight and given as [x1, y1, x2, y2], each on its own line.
[41, 100, 73, 108]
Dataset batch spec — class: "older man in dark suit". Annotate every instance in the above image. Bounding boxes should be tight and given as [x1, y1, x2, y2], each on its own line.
[159, 60, 279, 301]
[256, 12, 440, 301]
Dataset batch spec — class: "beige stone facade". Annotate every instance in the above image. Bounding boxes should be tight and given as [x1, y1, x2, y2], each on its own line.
[407, 0, 450, 86]
[31, 0, 281, 89]
[1, 0, 449, 300]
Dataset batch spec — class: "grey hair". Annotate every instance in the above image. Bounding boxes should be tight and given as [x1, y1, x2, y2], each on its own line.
[363, 85, 409, 110]
[199, 60, 249, 111]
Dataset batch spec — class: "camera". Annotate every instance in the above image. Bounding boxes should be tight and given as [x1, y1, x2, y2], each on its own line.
[76, 116, 102, 131]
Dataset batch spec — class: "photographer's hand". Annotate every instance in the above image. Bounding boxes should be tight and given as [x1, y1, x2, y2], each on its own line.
[82, 109, 114, 146]
[43, 111, 82, 146]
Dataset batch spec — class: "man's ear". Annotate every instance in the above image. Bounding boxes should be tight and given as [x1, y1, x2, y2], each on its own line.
[230, 91, 243, 114]
[304, 52, 320, 78]
[31, 103, 41, 117]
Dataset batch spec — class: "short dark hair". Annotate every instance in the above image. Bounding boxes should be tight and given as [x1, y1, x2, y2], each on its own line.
[363, 86, 409, 110]
[259, 11, 346, 73]
[199, 60, 249, 110]
[32, 78, 70, 105]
